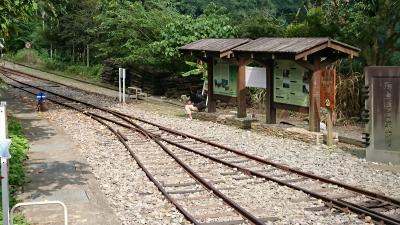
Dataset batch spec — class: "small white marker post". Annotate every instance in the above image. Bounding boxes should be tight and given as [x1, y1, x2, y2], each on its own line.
[122, 69, 126, 104]
[118, 68, 122, 102]
[0, 102, 11, 225]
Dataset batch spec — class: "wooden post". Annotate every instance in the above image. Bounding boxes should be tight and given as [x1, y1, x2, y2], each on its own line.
[266, 60, 276, 124]
[326, 108, 334, 146]
[207, 58, 216, 113]
[237, 58, 247, 118]
[309, 57, 321, 132]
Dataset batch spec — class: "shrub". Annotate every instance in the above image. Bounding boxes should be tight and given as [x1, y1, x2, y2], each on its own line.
[64, 64, 103, 80]
[13, 49, 42, 65]
[7, 118, 29, 198]
[0, 118, 30, 224]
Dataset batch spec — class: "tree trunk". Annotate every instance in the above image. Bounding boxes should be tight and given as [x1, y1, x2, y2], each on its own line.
[87, 45, 90, 67]
[72, 44, 75, 63]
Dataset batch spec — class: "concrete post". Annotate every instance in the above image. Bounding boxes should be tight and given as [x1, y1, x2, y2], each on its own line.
[118, 68, 122, 102]
[122, 69, 126, 104]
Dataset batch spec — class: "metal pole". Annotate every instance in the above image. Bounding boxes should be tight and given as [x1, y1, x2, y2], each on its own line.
[10, 201, 68, 225]
[0, 102, 9, 225]
[122, 69, 126, 104]
[118, 68, 122, 102]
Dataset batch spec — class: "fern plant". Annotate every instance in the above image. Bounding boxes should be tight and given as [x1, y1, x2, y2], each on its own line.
[181, 61, 207, 80]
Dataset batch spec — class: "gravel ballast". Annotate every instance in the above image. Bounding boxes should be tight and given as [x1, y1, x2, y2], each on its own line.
[4, 75, 400, 224]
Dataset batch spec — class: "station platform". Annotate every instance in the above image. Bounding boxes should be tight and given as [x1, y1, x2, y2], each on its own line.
[2, 91, 119, 224]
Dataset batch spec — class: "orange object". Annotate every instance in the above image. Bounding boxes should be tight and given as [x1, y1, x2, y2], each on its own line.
[320, 69, 336, 110]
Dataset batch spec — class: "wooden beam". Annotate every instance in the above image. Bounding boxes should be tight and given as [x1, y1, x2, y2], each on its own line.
[295, 60, 316, 71]
[273, 103, 309, 114]
[207, 58, 216, 113]
[237, 58, 248, 118]
[329, 42, 359, 57]
[320, 55, 342, 68]
[220, 51, 233, 59]
[309, 57, 321, 132]
[295, 43, 328, 60]
[252, 59, 267, 67]
[265, 60, 276, 124]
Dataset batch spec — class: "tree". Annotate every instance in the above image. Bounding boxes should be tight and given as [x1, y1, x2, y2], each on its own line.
[324, 0, 400, 66]
[91, 0, 177, 65]
[238, 12, 285, 39]
[285, 7, 338, 37]
[0, 0, 37, 37]
[152, 3, 237, 64]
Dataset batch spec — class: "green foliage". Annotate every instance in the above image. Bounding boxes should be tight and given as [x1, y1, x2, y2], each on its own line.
[0, 119, 30, 224]
[388, 52, 400, 66]
[92, 0, 177, 65]
[0, 0, 37, 37]
[43, 60, 104, 81]
[8, 118, 29, 187]
[322, 0, 400, 65]
[182, 61, 207, 80]
[64, 64, 104, 80]
[238, 12, 284, 39]
[153, 3, 237, 63]
[13, 49, 43, 65]
[173, 0, 276, 19]
[285, 7, 337, 37]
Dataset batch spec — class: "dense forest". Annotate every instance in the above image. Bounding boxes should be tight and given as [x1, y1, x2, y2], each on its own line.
[1, 0, 399, 117]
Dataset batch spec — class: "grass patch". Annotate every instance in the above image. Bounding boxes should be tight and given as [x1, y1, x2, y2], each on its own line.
[8, 49, 104, 83]
[43, 61, 104, 81]
[0, 118, 30, 224]
[13, 49, 42, 65]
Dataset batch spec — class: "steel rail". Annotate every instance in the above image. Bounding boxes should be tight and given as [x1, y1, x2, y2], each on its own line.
[156, 137, 400, 225]
[114, 113, 266, 225]
[2, 70, 400, 224]
[110, 111, 400, 225]
[2, 81, 202, 224]
[1, 73, 266, 225]
[0, 66, 117, 94]
[115, 112, 400, 208]
[0, 61, 118, 91]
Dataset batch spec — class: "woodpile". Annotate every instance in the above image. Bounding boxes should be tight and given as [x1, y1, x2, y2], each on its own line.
[101, 59, 203, 97]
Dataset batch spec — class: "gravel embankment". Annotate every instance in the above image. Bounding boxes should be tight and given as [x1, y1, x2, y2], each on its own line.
[5, 75, 400, 224]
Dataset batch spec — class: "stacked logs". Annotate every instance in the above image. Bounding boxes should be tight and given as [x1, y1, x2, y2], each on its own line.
[102, 59, 203, 97]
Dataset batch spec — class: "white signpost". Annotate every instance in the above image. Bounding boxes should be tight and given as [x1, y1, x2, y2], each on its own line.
[118, 68, 126, 103]
[0, 102, 11, 225]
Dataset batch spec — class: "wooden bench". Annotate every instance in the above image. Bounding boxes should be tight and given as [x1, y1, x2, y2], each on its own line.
[128, 86, 147, 100]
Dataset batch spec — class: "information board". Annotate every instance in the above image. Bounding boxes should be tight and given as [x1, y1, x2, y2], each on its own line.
[273, 60, 309, 107]
[245, 66, 266, 88]
[320, 69, 336, 109]
[213, 59, 237, 97]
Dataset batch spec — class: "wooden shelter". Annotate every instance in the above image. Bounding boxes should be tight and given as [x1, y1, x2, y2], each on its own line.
[178, 37, 360, 132]
[178, 38, 251, 113]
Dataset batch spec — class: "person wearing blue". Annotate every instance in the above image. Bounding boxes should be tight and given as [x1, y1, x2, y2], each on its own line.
[36, 91, 46, 111]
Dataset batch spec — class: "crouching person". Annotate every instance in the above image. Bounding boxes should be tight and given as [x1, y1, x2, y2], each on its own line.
[185, 99, 206, 120]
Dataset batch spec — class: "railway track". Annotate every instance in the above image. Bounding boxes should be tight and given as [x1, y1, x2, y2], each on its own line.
[1, 66, 400, 224]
